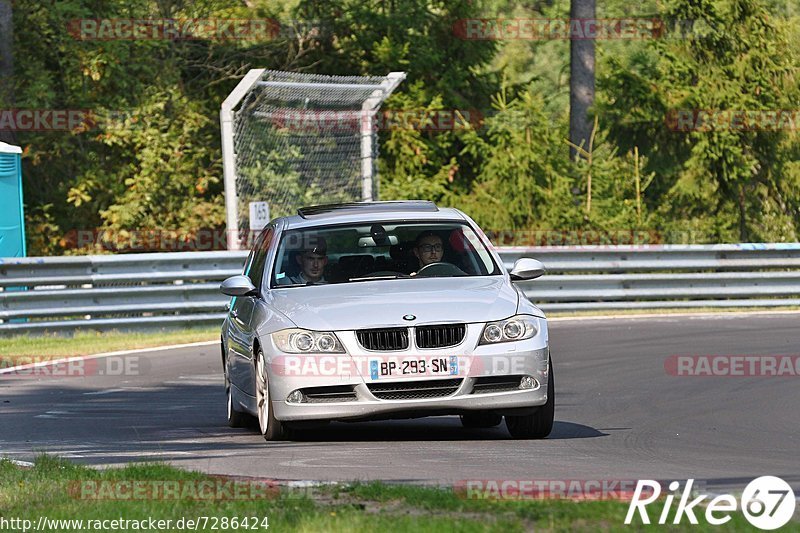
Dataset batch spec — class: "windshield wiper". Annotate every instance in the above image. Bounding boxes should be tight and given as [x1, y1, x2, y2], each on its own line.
[348, 274, 412, 282]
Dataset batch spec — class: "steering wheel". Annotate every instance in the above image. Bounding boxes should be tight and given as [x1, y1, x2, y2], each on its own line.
[415, 262, 468, 278]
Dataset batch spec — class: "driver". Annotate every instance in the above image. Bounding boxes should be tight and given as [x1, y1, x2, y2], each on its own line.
[280, 237, 328, 285]
[412, 231, 444, 269]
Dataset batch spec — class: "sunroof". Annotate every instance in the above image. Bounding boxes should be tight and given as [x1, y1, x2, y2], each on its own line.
[297, 201, 439, 219]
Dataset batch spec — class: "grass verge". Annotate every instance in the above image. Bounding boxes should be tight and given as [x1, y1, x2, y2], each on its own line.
[0, 327, 218, 359]
[0, 457, 762, 532]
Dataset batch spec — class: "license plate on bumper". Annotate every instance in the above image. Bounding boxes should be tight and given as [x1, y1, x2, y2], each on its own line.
[370, 356, 458, 379]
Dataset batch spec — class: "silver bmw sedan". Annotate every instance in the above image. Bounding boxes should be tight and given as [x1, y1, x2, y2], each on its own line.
[220, 201, 552, 440]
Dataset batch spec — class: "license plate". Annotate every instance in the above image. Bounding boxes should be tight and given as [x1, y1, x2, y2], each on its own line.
[370, 356, 458, 379]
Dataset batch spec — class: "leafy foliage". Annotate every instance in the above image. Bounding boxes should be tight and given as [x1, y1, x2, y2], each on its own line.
[599, 0, 800, 242]
[4, 0, 799, 254]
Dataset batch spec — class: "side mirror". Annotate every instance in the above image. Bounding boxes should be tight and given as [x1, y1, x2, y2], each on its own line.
[220, 275, 257, 297]
[509, 258, 545, 281]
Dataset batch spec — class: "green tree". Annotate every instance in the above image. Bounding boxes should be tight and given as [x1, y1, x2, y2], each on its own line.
[13, 0, 295, 254]
[599, 0, 800, 242]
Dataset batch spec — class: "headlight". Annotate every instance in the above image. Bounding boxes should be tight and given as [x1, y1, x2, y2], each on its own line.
[484, 324, 503, 343]
[479, 315, 538, 345]
[271, 329, 346, 353]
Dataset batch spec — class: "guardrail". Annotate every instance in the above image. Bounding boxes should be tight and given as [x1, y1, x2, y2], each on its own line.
[1, 244, 799, 333]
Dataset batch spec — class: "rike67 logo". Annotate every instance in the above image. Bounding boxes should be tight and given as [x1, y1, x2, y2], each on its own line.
[625, 476, 796, 530]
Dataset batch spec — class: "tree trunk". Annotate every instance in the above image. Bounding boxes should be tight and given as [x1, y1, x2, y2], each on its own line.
[569, 0, 595, 160]
[0, 0, 14, 144]
[738, 185, 748, 242]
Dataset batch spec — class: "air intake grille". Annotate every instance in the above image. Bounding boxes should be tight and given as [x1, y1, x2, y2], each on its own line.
[368, 378, 462, 400]
[301, 385, 357, 403]
[415, 324, 466, 349]
[357, 327, 409, 351]
[471, 375, 523, 394]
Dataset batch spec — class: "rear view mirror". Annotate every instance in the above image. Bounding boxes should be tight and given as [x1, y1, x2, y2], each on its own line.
[358, 235, 399, 247]
[220, 275, 257, 297]
[509, 258, 545, 281]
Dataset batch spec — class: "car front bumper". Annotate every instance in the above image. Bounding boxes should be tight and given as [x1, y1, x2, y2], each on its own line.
[273, 374, 549, 422]
[265, 324, 550, 421]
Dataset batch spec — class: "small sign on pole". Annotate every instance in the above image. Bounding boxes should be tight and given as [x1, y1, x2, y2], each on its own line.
[249, 201, 270, 232]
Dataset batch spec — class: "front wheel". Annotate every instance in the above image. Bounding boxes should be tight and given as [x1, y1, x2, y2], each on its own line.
[255, 348, 291, 441]
[505, 358, 555, 439]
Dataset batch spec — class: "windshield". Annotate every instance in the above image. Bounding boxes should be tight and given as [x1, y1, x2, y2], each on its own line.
[270, 221, 501, 288]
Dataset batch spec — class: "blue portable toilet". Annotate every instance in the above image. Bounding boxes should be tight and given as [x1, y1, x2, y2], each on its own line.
[0, 141, 26, 257]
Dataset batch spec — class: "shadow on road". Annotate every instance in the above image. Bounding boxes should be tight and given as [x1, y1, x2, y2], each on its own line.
[0, 381, 267, 466]
[1, 377, 609, 467]
[281, 418, 608, 442]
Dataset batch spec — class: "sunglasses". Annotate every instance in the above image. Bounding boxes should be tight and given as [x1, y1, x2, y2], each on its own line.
[419, 244, 443, 253]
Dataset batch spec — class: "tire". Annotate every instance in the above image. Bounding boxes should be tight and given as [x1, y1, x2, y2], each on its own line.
[226, 382, 250, 428]
[223, 348, 249, 428]
[505, 358, 555, 439]
[255, 348, 291, 441]
[460, 412, 503, 428]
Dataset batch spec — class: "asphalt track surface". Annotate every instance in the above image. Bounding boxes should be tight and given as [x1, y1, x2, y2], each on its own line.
[2, 314, 799, 493]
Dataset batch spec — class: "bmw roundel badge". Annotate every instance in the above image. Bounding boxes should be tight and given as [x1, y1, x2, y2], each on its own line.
[403, 314, 416, 321]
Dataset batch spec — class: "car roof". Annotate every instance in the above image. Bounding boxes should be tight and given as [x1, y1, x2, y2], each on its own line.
[279, 201, 467, 230]
[298, 200, 438, 218]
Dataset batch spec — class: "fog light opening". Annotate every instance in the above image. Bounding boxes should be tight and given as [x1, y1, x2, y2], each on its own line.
[287, 390, 304, 404]
[519, 376, 540, 390]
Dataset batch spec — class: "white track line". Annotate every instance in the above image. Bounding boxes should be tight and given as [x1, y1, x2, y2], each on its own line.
[550, 309, 800, 321]
[4, 459, 35, 468]
[0, 340, 218, 375]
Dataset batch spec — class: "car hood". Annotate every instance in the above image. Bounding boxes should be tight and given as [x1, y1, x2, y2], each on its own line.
[268, 277, 519, 330]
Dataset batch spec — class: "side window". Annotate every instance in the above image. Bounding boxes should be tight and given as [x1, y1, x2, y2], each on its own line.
[246, 227, 274, 292]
